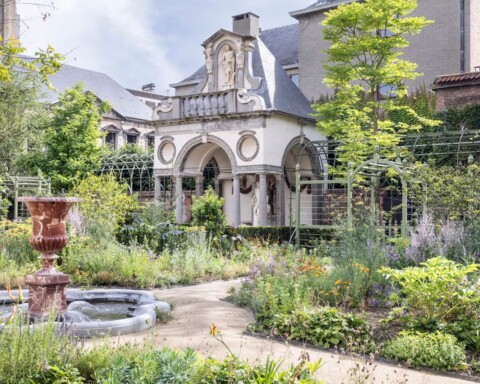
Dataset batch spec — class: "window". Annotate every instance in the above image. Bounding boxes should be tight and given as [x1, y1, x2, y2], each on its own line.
[147, 136, 155, 149]
[105, 132, 117, 149]
[126, 134, 137, 144]
[289, 73, 299, 87]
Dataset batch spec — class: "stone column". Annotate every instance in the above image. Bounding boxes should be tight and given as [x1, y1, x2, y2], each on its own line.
[214, 178, 220, 196]
[154, 176, 162, 201]
[195, 176, 204, 197]
[175, 176, 183, 224]
[232, 174, 241, 226]
[276, 174, 285, 226]
[258, 173, 268, 226]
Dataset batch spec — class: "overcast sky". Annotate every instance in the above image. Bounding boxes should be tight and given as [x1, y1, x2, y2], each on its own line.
[17, 0, 314, 93]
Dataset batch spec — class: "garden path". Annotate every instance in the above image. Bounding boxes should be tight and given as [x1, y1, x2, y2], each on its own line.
[115, 280, 475, 384]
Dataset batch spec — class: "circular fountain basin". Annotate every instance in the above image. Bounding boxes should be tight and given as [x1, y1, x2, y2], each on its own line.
[0, 288, 170, 338]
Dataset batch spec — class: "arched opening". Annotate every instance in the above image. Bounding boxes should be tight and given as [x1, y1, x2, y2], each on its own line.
[175, 138, 236, 224]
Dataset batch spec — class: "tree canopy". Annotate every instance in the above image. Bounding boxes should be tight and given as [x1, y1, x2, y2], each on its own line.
[22, 83, 111, 192]
[315, 0, 439, 172]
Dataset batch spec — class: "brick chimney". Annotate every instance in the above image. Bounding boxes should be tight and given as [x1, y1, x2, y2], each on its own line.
[232, 12, 260, 37]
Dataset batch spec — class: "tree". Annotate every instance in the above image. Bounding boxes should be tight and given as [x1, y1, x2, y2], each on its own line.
[0, 38, 62, 85]
[27, 83, 111, 192]
[0, 38, 63, 177]
[191, 188, 226, 240]
[315, 0, 439, 172]
[0, 71, 49, 176]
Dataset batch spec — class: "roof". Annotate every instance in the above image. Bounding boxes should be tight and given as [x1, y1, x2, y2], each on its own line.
[290, 0, 356, 19]
[260, 24, 298, 67]
[251, 38, 313, 120]
[41, 64, 153, 121]
[434, 72, 480, 88]
[172, 23, 299, 88]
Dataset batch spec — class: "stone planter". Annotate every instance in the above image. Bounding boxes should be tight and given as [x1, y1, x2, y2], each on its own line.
[18, 197, 81, 319]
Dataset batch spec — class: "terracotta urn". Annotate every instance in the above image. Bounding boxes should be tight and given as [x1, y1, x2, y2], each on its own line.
[18, 197, 81, 319]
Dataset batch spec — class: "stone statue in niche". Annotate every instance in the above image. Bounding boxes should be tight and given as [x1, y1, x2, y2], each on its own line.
[222, 45, 235, 88]
[204, 43, 213, 74]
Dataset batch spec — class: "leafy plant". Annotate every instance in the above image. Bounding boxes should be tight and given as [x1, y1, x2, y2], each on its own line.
[30, 364, 85, 384]
[269, 307, 373, 351]
[0, 314, 79, 384]
[191, 187, 226, 241]
[381, 257, 480, 324]
[71, 173, 138, 232]
[382, 331, 466, 370]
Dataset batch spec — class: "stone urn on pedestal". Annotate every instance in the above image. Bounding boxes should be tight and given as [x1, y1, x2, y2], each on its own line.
[18, 197, 81, 319]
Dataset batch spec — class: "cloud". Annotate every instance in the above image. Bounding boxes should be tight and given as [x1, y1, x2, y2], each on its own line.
[17, 0, 313, 93]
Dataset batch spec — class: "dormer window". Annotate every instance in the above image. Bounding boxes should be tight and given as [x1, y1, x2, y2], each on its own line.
[124, 128, 141, 146]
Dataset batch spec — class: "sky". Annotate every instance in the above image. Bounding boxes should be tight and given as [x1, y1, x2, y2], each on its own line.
[17, 0, 315, 94]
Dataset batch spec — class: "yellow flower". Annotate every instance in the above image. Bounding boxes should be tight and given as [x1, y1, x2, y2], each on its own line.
[335, 279, 342, 285]
[209, 323, 220, 336]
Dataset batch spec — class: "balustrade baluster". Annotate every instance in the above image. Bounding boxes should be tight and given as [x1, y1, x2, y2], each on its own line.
[211, 94, 219, 115]
[183, 97, 191, 117]
[218, 93, 226, 114]
[191, 97, 198, 117]
[204, 95, 212, 116]
[197, 96, 205, 116]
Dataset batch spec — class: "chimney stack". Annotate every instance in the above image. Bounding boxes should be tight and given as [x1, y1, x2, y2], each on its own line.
[232, 12, 260, 37]
[0, 0, 20, 44]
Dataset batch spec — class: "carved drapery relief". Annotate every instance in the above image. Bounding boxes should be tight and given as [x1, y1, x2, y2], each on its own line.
[204, 43, 214, 74]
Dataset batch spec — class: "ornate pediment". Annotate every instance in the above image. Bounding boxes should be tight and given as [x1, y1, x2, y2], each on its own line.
[197, 29, 260, 94]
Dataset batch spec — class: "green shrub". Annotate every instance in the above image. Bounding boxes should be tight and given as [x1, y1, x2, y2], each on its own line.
[191, 188, 226, 240]
[30, 364, 84, 384]
[117, 201, 185, 255]
[71, 173, 138, 231]
[382, 331, 466, 370]
[328, 217, 389, 307]
[268, 307, 373, 351]
[381, 257, 480, 324]
[225, 226, 336, 245]
[0, 220, 38, 265]
[0, 315, 79, 384]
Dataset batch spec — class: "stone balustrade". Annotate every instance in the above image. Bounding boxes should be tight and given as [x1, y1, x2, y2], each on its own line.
[153, 89, 264, 121]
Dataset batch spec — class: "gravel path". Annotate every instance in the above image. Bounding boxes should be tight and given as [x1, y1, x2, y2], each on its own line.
[112, 279, 476, 384]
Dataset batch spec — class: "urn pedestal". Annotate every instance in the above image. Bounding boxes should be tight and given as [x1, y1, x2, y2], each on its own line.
[18, 197, 81, 319]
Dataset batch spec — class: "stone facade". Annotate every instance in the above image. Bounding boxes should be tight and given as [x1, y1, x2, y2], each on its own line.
[153, 14, 324, 226]
[291, 0, 480, 102]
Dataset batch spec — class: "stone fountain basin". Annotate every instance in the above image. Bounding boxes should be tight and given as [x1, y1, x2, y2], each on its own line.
[0, 288, 170, 338]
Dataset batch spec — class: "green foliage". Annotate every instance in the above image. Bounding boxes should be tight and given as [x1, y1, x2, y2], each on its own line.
[29, 83, 110, 192]
[0, 38, 62, 85]
[269, 307, 373, 351]
[381, 257, 480, 324]
[0, 182, 10, 220]
[412, 164, 480, 221]
[0, 72, 49, 177]
[439, 103, 480, 131]
[0, 220, 38, 265]
[117, 201, 183, 254]
[328, 218, 389, 306]
[191, 188, 226, 240]
[224, 226, 336, 245]
[61, 236, 168, 288]
[198, 356, 323, 384]
[71, 173, 138, 231]
[315, 0, 438, 172]
[30, 364, 85, 384]
[0, 315, 78, 384]
[382, 331, 466, 370]
[390, 84, 438, 130]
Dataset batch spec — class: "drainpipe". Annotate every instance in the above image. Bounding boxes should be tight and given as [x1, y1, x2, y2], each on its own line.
[460, 0, 465, 72]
